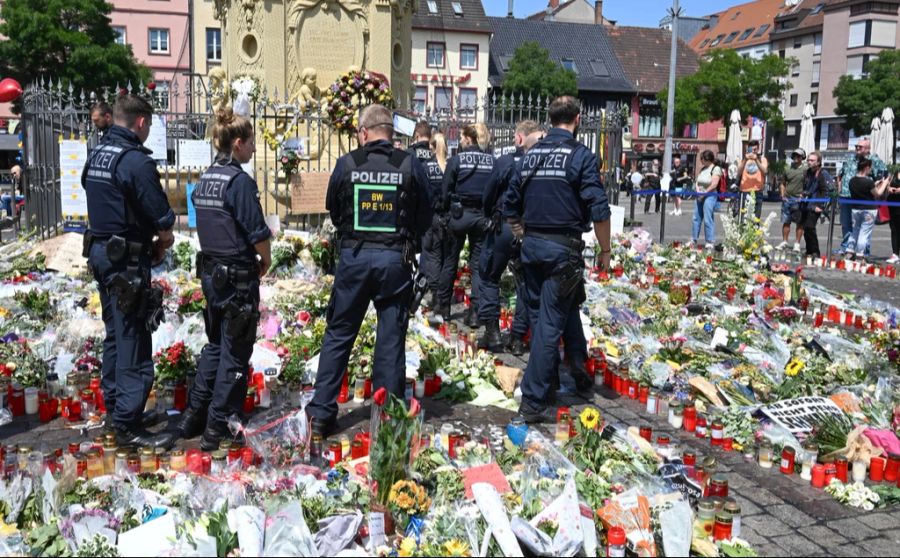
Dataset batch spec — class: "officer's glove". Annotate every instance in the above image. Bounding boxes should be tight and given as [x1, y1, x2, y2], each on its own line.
[508, 219, 524, 239]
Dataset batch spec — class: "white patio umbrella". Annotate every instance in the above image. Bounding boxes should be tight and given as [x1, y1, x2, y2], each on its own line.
[726, 109, 743, 164]
[869, 116, 882, 161]
[798, 103, 817, 156]
[878, 107, 894, 164]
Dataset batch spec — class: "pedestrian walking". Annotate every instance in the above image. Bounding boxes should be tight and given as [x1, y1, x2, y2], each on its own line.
[777, 148, 808, 252]
[846, 158, 891, 262]
[837, 138, 887, 255]
[736, 139, 768, 219]
[800, 151, 833, 260]
[692, 150, 722, 249]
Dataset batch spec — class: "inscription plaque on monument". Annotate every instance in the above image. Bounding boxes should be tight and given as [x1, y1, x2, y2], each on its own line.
[295, 4, 365, 88]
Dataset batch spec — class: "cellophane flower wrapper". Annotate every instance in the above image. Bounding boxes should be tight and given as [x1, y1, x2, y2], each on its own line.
[262, 501, 318, 557]
[518, 431, 577, 511]
[231, 391, 314, 469]
[596, 488, 656, 556]
[190, 475, 251, 513]
[227, 505, 266, 557]
[0, 474, 33, 525]
[313, 513, 363, 555]
[524, 475, 583, 556]
[659, 497, 693, 557]
[368, 393, 422, 504]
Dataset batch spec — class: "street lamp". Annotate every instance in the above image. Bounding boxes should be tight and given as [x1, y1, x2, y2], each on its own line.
[659, 0, 681, 242]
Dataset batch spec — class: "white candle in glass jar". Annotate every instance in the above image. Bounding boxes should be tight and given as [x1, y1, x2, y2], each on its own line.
[852, 460, 866, 483]
[24, 387, 39, 415]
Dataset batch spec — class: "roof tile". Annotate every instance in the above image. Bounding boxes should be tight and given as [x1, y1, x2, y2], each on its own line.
[606, 26, 700, 94]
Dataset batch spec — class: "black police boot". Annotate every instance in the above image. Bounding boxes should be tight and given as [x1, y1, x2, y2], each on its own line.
[518, 400, 557, 424]
[114, 423, 174, 450]
[175, 407, 206, 439]
[464, 306, 479, 328]
[507, 335, 528, 356]
[104, 409, 161, 436]
[437, 305, 451, 322]
[199, 423, 236, 452]
[309, 414, 338, 439]
[478, 321, 504, 352]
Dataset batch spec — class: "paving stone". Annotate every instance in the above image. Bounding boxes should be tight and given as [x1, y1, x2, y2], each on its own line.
[743, 487, 786, 507]
[796, 498, 857, 522]
[832, 544, 869, 557]
[735, 523, 768, 547]
[766, 504, 818, 527]
[742, 516, 796, 537]
[856, 512, 899, 531]
[797, 525, 850, 548]
[731, 494, 762, 517]
[754, 542, 790, 557]
[857, 537, 900, 556]
[770, 533, 824, 555]
[825, 517, 880, 541]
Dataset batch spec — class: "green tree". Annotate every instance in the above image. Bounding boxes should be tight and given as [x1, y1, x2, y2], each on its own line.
[0, 0, 150, 111]
[659, 49, 792, 130]
[502, 41, 578, 101]
[833, 49, 899, 136]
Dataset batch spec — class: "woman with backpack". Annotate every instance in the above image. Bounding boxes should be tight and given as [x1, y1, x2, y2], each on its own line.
[692, 150, 722, 249]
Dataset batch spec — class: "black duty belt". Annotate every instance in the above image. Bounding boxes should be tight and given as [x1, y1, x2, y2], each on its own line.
[459, 198, 482, 209]
[340, 238, 405, 252]
[198, 253, 257, 277]
[525, 229, 586, 251]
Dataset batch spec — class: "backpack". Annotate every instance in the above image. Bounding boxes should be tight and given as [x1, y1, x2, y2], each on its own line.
[717, 167, 728, 201]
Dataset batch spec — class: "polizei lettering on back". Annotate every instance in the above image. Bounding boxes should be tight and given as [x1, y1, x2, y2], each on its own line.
[458, 152, 493, 168]
[350, 170, 403, 185]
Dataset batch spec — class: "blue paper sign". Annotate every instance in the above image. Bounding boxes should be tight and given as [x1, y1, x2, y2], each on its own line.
[186, 183, 196, 228]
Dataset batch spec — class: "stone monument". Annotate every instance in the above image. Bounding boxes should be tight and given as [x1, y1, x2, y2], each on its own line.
[214, 0, 415, 106]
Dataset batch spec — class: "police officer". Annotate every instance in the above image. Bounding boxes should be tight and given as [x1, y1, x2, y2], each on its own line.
[438, 125, 495, 326]
[477, 120, 542, 354]
[82, 94, 175, 448]
[177, 108, 272, 450]
[504, 96, 612, 423]
[409, 121, 446, 305]
[91, 102, 113, 136]
[308, 104, 432, 437]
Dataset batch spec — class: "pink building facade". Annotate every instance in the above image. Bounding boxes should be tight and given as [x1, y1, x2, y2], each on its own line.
[109, 0, 192, 113]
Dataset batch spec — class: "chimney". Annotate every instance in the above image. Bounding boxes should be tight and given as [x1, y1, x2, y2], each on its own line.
[595, 0, 603, 25]
[508, 0, 514, 17]
[549, 0, 560, 9]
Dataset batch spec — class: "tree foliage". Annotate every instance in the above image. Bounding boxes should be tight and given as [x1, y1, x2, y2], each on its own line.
[0, 0, 151, 110]
[659, 49, 792, 130]
[833, 50, 899, 135]
[502, 41, 578, 101]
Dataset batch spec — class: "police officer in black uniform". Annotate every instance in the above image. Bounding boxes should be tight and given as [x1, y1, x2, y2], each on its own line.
[82, 94, 175, 448]
[177, 108, 273, 451]
[504, 96, 612, 423]
[477, 120, 542, 354]
[308, 104, 432, 436]
[438, 125, 495, 326]
[409, 121, 446, 305]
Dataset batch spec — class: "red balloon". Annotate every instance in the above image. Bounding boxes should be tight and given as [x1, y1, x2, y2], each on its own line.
[0, 78, 23, 103]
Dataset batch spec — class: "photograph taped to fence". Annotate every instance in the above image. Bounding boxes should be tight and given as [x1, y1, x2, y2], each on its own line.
[354, 184, 398, 232]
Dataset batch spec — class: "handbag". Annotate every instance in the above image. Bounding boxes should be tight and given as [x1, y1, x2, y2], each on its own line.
[876, 204, 891, 225]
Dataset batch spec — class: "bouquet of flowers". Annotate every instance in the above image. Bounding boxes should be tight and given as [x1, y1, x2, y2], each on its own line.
[177, 286, 206, 315]
[14, 290, 55, 322]
[436, 350, 498, 403]
[325, 70, 394, 134]
[369, 388, 422, 506]
[74, 338, 102, 374]
[720, 194, 777, 262]
[280, 148, 302, 181]
[154, 341, 195, 384]
[825, 479, 880, 510]
[173, 241, 195, 273]
[387, 479, 431, 532]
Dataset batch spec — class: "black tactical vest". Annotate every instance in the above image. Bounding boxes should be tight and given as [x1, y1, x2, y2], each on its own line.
[192, 162, 257, 261]
[454, 148, 495, 202]
[337, 147, 416, 245]
[411, 142, 443, 202]
[82, 140, 143, 239]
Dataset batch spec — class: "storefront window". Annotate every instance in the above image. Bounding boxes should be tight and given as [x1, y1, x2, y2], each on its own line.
[638, 98, 663, 138]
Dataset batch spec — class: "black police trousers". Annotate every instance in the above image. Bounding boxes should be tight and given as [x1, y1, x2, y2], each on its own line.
[88, 241, 154, 427]
[478, 221, 529, 336]
[437, 207, 488, 311]
[307, 247, 412, 422]
[189, 269, 260, 433]
[421, 213, 452, 300]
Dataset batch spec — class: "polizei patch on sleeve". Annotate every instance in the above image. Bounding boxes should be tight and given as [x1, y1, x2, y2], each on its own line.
[354, 183, 399, 232]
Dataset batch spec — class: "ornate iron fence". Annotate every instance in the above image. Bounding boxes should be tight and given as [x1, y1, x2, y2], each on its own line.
[19, 80, 624, 240]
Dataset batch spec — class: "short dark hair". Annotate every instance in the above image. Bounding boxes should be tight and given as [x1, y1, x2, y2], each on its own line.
[748, 139, 760, 147]
[91, 102, 112, 116]
[857, 157, 872, 173]
[549, 96, 580, 126]
[414, 121, 432, 139]
[700, 149, 716, 163]
[113, 94, 153, 127]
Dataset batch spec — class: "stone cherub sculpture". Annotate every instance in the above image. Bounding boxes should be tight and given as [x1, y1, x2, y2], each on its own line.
[206, 67, 231, 139]
[296, 67, 324, 112]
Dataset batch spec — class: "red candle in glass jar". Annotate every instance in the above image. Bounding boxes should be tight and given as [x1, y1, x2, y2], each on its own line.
[844, 311, 854, 327]
[683, 404, 697, 433]
[638, 385, 650, 404]
[241, 447, 255, 468]
[884, 454, 900, 483]
[811, 464, 826, 488]
[814, 311, 825, 327]
[67, 399, 82, 422]
[823, 463, 837, 486]
[584, 358, 595, 377]
[627, 380, 638, 400]
[243, 394, 255, 414]
[869, 456, 886, 482]
[722, 437, 734, 452]
[227, 448, 242, 466]
[187, 450, 203, 474]
[639, 426, 652, 441]
[683, 451, 696, 467]
[695, 416, 708, 438]
[827, 305, 840, 323]
[780, 447, 796, 474]
[835, 457, 849, 483]
[173, 383, 187, 412]
[603, 366, 612, 388]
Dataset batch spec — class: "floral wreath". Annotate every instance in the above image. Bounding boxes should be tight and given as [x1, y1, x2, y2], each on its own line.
[231, 74, 262, 103]
[324, 69, 394, 134]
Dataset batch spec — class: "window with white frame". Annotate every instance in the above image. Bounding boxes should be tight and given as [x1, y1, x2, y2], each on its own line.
[848, 21, 867, 47]
[460, 44, 478, 70]
[426, 42, 445, 68]
[207, 28, 222, 62]
[871, 20, 896, 47]
[811, 61, 820, 84]
[434, 87, 453, 113]
[847, 54, 877, 78]
[154, 81, 170, 110]
[459, 88, 477, 117]
[113, 26, 126, 45]
[413, 86, 427, 114]
[149, 28, 170, 54]
[813, 33, 822, 54]
[787, 124, 797, 136]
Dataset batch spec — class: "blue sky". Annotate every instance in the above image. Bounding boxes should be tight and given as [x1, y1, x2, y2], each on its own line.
[483, 0, 739, 27]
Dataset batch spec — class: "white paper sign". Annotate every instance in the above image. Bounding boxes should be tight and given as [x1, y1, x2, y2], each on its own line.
[367, 512, 386, 548]
[710, 327, 729, 349]
[145, 115, 168, 160]
[59, 140, 88, 223]
[761, 396, 846, 434]
[177, 139, 212, 168]
[117, 513, 177, 557]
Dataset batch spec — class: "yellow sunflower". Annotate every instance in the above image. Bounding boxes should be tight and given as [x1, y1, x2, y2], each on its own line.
[580, 407, 601, 430]
[444, 540, 472, 557]
[399, 537, 418, 557]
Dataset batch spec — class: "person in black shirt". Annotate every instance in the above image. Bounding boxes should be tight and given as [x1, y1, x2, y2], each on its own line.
[887, 171, 900, 264]
[846, 158, 890, 261]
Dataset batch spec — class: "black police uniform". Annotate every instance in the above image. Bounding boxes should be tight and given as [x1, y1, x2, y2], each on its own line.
[307, 140, 431, 429]
[82, 125, 175, 434]
[478, 147, 529, 348]
[503, 128, 611, 418]
[188, 156, 271, 448]
[410, 141, 446, 301]
[438, 146, 495, 324]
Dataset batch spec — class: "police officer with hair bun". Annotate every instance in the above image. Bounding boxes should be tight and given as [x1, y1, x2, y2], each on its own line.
[409, 121, 446, 304]
[504, 96, 612, 423]
[83, 94, 176, 448]
[307, 104, 431, 437]
[438, 125, 495, 326]
[177, 107, 272, 451]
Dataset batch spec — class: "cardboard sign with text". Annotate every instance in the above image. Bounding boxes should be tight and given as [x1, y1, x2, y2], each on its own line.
[760, 396, 845, 434]
[463, 463, 512, 500]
